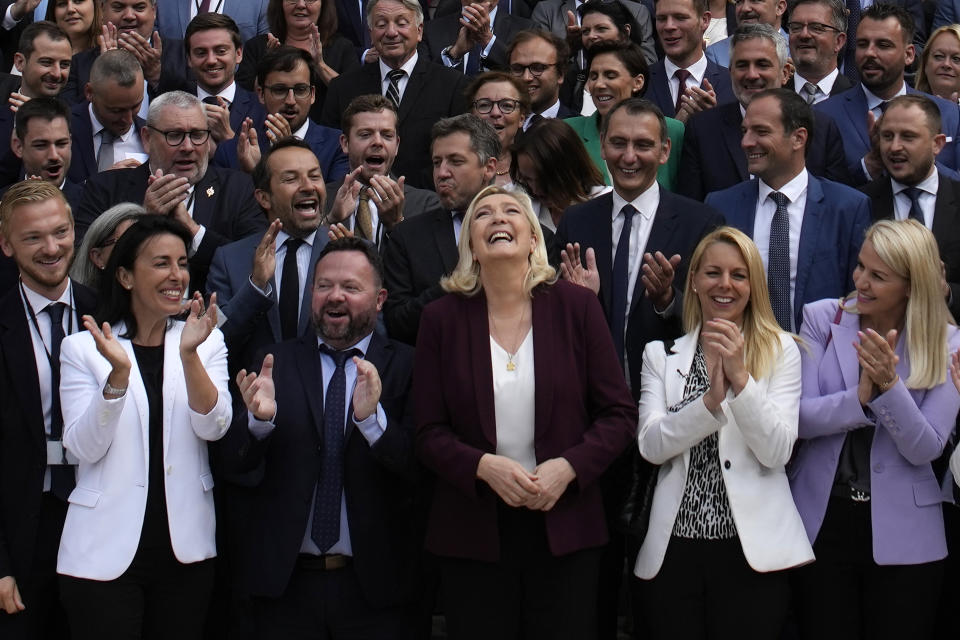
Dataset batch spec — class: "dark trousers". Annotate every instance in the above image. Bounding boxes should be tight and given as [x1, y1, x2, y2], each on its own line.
[251, 559, 412, 640]
[0, 493, 69, 640]
[636, 536, 791, 640]
[794, 497, 944, 640]
[59, 547, 214, 640]
[440, 504, 602, 640]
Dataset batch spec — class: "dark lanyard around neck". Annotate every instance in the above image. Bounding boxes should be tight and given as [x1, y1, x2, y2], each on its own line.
[20, 280, 74, 365]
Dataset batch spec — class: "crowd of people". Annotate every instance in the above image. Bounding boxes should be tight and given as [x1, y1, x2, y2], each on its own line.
[1, 0, 960, 638]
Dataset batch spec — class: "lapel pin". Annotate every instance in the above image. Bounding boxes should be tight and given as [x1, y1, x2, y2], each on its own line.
[206, 186, 215, 197]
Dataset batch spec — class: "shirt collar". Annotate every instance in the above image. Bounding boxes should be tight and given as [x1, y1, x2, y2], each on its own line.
[89, 103, 134, 141]
[293, 118, 311, 140]
[611, 180, 659, 221]
[22, 277, 72, 309]
[664, 52, 708, 84]
[538, 99, 561, 119]
[794, 68, 839, 95]
[892, 167, 939, 197]
[197, 80, 237, 105]
[379, 51, 419, 81]
[317, 331, 373, 357]
[862, 82, 906, 111]
[758, 168, 809, 205]
[275, 228, 318, 254]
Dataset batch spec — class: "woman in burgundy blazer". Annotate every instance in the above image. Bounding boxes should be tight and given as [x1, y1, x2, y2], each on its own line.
[414, 186, 637, 639]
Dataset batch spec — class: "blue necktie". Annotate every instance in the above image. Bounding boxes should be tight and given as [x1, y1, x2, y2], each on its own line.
[465, 44, 483, 76]
[611, 204, 636, 366]
[46, 302, 74, 500]
[768, 192, 792, 331]
[311, 345, 360, 552]
[903, 187, 925, 225]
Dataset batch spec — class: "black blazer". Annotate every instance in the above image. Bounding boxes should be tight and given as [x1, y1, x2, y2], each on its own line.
[423, 10, 533, 74]
[320, 56, 470, 189]
[59, 42, 190, 106]
[0, 282, 95, 589]
[217, 332, 418, 605]
[677, 101, 851, 201]
[645, 58, 735, 119]
[67, 100, 146, 186]
[75, 163, 267, 292]
[554, 190, 724, 398]
[861, 173, 960, 321]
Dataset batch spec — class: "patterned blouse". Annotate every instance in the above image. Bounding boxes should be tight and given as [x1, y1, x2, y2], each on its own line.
[671, 345, 738, 540]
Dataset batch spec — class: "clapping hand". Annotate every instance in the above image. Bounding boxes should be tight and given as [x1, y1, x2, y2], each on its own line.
[368, 175, 405, 228]
[83, 315, 131, 394]
[949, 348, 960, 393]
[674, 78, 717, 124]
[180, 292, 218, 353]
[204, 96, 235, 142]
[236, 117, 261, 174]
[98, 22, 118, 52]
[855, 328, 899, 404]
[702, 319, 748, 394]
[144, 168, 190, 215]
[237, 354, 277, 421]
[264, 113, 292, 145]
[701, 334, 728, 413]
[352, 357, 382, 421]
[560, 242, 600, 294]
[328, 223, 354, 241]
[642, 251, 681, 311]
[119, 30, 162, 85]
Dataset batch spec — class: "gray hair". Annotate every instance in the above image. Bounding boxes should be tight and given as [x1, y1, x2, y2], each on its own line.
[730, 23, 789, 69]
[366, 0, 423, 27]
[146, 90, 203, 128]
[89, 49, 143, 88]
[70, 202, 146, 288]
[788, 0, 847, 32]
[431, 114, 501, 166]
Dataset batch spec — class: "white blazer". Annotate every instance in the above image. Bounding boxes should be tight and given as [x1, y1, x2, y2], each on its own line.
[57, 321, 232, 581]
[633, 328, 814, 579]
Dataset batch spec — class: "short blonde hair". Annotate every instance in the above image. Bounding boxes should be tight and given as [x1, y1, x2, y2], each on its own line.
[843, 219, 953, 389]
[916, 25, 960, 95]
[441, 186, 557, 297]
[0, 180, 72, 235]
[683, 226, 788, 380]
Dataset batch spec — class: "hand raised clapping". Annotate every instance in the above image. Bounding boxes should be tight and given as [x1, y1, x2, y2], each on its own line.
[237, 354, 277, 422]
[855, 328, 899, 404]
[180, 292, 219, 354]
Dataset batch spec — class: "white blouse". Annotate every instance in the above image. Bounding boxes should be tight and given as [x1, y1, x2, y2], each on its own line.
[491, 328, 536, 471]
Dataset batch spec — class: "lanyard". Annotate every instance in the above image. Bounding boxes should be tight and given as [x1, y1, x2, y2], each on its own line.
[20, 280, 74, 367]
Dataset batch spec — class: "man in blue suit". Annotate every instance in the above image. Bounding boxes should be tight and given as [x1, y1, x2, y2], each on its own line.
[646, 0, 735, 122]
[816, 3, 960, 185]
[706, 88, 871, 331]
[213, 46, 348, 183]
[155, 0, 269, 44]
[705, 0, 788, 68]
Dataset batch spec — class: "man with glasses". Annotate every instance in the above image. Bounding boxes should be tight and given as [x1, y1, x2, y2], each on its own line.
[214, 46, 348, 183]
[423, 0, 532, 76]
[76, 91, 266, 293]
[506, 29, 575, 129]
[705, 0, 788, 68]
[787, 0, 852, 104]
[321, 0, 470, 189]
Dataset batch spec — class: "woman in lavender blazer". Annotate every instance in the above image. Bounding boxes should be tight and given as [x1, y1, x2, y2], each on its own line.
[790, 219, 960, 640]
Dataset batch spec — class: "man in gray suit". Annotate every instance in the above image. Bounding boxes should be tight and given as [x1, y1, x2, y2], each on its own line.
[155, 0, 269, 44]
[324, 94, 439, 249]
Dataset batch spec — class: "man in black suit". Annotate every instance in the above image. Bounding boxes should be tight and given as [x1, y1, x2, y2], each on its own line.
[423, 0, 532, 75]
[788, 0, 853, 104]
[507, 30, 576, 127]
[0, 181, 96, 640]
[7, 98, 82, 208]
[324, 94, 440, 249]
[861, 94, 960, 320]
[321, 0, 469, 189]
[225, 236, 417, 638]
[67, 49, 146, 185]
[678, 24, 849, 200]
[646, 0, 735, 122]
[76, 90, 266, 293]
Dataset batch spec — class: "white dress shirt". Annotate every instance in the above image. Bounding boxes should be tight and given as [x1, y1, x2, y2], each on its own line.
[523, 99, 563, 130]
[249, 229, 318, 317]
[793, 68, 840, 105]
[197, 79, 237, 106]
[491, 328, 536, 472]
[892, 169, 939, 229]
[380, 52, 419, 104]
[89, 104, 146, 164]
[611, 182, 661, 337]
[664, 53, 708, 107]
[863, 82, 906, 118]
[754, 169, 809, 332]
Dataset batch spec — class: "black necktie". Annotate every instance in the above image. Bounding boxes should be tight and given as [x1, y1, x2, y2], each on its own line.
[611, 204, 636, 366]
[903, 187, 925, 224]
[386, 69, 405, 109]
[768, 192, 792, 331]
[46, 302, 74, 500]
[311, 345, 360, 552]
[465, 43, 483, 76]
[843, 0, 861, 83]
[279, 237, 303, 341]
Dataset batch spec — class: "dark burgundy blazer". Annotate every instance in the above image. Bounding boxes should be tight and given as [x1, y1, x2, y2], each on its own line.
[414, 279, 638, 562]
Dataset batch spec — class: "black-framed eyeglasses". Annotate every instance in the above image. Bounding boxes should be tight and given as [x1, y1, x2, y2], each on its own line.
[509, 62, 557, 78]
[263, 83, 313, 99]
[786, 21, 841, 35]
[147, 126, 211, 146]
[472, 98, 521, 115]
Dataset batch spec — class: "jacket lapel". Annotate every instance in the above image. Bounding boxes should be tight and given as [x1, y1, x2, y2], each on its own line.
[932, 172, 959, 238]
[720, 103, 748, 180]
[871, 178, 896, 221]
[432, 209, 459, 274]
[116, 324, 151, 464]
[649, 64, 675, 118]
[192, 169, 220, 228]
[794, 176, 824, 325]
[466, 293, 497, 447]
[397, 57, 428, 124]
[591, 193, 615, 315]
[531, 289, 555, 445]
[160, 323, 185, 460]
[632, 191, 679, 314]
[841, 88, 870, 149]
[664, 330, 699, 408]
[831, 311, 860, 390]
[295, 336, 326, 442]
[0, 293, 44, 451]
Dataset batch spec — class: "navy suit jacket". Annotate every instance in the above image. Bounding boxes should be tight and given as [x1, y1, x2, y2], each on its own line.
[645, 58, 735, 119]
[156, 0, 269, 44]
[213, 119, 349, 182]
[217, 332, 418, 604]
[206, 230, 329, 375]
[67, 101, 146, 185]
[158, 78, 267, 137]
[554, 189, 724, 398]
[423, 10, 533, 74]
[815, 84, 960, 184]
[60, 42, 191, 106]
[705, 175, 871, 330]
[76, 163, 267, 292]
[678, 100, 851, 201]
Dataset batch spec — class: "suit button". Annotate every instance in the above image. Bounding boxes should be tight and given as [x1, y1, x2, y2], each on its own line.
[723, 460, 731, 470]
[874, 463, 884, 473]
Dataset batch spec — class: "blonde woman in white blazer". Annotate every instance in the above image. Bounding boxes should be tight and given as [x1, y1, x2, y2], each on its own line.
[633, 227, 813, 639]
[56, 217, 231, 640]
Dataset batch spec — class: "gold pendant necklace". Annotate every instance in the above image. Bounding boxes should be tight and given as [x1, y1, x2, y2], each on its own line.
[490, 304, 526, 372]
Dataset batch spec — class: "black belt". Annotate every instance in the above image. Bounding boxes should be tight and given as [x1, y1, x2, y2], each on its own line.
[296, 553, 352, 571]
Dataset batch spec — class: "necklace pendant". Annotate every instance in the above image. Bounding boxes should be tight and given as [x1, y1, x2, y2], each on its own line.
[506, 361, 516, 372]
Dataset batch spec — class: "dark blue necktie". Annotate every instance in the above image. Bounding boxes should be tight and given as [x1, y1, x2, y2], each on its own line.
[611, 204, 636, 366]
[46, 302, 74, 500]
[903, 187, 925, 225]
[465, 44, 483, 76]
[279, 237, 303, 341]
[768, 192, 792, 331]
[311, 345, 360, 552]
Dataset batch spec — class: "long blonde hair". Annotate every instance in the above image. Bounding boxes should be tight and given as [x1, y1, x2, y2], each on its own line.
[682, 226, 788, 380]
[843, 219, 952, 389]
[441, 186, 557, 296]
[916, 25, 960, 96]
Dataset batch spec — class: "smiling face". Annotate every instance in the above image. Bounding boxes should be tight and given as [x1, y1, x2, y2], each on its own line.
[741, 94, 806, 187]
[341, 109, 399, 182]
[432, 131, 496, 211]
[468, 192, 536, 268]
[54, 0, 95, 41]
[258, 60, 315, 132]
[601, 109, 669, 201]
[0, 197, 74, 299]
[693, 240, 751, 326]
[283, 0, 322, 33]
[856, 16, 914, 98]
[587, 52, 644, 116]
[789, 2, 845, 78]
[853, 238, 909, 325]
[312, 249, 386, 350]
[370, 0, 422, 69]
[143, 105, 210, 185]
[924, 31, 960, 100]
[118, 232, 190, 324]
[187, 28, 242, 95]
[735, 0, 785, 27]
[581, 12, 624, 49]
[12, 116, 72, 185]
[655, 0, 710, 68]
[471, 80, 524, 152]
[255, 146, 326, 237]
[509, 36, 562, 114]
[102, 0, 156, 40]
[15, 34, 73, 98]
[730, 37, 789, 106]
[877, 102, 945, 186]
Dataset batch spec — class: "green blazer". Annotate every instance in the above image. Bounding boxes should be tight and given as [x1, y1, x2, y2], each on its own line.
[565, 112, 684, 192]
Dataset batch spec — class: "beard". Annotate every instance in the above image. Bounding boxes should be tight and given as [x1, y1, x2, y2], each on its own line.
[315, 303, 378, 350]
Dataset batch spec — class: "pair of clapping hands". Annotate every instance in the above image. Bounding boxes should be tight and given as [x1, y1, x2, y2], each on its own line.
[560, 242, 681, 311]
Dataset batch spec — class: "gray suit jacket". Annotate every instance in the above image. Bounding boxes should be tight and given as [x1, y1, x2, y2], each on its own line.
[531, 0, 656, 64]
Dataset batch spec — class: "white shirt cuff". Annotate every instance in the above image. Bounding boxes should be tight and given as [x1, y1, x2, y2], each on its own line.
[248, 275, 273, 298]
[353, 403, 387, 446]
[190, 224, 206, 256]
[3, 5, 20, 30]
[248, 410, 276, 440]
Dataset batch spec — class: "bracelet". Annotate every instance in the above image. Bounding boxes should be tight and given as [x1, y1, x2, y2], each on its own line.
[104, 381, 127, 397]
[876, 375, 898, 393]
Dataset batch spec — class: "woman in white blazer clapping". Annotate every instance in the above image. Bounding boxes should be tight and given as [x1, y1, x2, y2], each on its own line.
[56, 216, 232, 640]
[633, 227, 814, 639]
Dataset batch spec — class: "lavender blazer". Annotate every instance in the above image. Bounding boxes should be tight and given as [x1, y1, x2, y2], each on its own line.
[789, 298, 960, 565]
